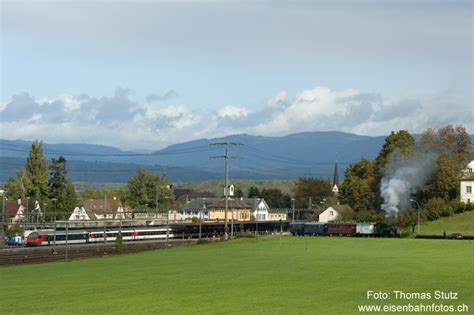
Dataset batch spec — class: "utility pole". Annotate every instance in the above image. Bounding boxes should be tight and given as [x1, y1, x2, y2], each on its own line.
[0, 190, 5, 249]
[200, 198, 206, 240]
[211, 142, 241, 240]
[103, 193, 107, 246]
[291, 198, 295, 221]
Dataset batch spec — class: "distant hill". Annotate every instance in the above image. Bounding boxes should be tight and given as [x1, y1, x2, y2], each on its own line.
[1, 132, 473, 183]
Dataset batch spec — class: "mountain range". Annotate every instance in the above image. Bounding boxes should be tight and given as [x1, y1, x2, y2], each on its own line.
[1, 132, 472, 183]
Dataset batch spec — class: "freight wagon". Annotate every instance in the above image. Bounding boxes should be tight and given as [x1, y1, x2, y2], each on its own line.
[327, 223, 357, 236]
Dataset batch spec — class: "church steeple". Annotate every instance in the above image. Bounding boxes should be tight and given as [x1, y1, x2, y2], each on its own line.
[332, 161, 339, 195]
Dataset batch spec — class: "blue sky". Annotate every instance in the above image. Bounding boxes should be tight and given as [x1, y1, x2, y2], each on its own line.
[0, 0, 472, 149]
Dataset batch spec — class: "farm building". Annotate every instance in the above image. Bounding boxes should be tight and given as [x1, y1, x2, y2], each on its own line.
[318, 204, 354, 223]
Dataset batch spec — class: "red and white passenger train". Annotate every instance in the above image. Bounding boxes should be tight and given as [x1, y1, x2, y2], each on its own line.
[26, 227, 173, 246]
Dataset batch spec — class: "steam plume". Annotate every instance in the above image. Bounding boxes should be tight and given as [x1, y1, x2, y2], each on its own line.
[380, 151, 437, 215]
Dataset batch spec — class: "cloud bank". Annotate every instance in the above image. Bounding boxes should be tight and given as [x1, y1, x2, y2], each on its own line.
[0, 86, 472, 150]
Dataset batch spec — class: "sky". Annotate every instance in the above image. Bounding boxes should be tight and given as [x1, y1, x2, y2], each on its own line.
[0, 0, 472, 150]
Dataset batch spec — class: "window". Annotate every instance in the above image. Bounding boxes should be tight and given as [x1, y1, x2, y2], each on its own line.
[329, 210, 334, 216]
[467, 186, 472, 194]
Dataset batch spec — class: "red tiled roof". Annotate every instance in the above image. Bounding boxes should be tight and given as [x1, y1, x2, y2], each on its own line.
[5, 202, 22, 218]
[461, 173, 474, 181]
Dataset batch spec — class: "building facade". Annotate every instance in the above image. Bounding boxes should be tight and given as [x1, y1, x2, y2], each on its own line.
[460, 161, 474, 204]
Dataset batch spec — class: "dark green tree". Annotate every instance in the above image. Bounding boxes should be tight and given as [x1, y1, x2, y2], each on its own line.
[49, 156, 77, 219]
[247, 186, 260, 198]
[23, 141, 50, 216]
[126, 169, 175, 210]
[234, 188, 244, 198]
[339, 158, 377, 212]
[293, 177, 332, 208]
[375, 130, 415, 175]
[4, 169, 29, 200]
[260, 188, 292, 208]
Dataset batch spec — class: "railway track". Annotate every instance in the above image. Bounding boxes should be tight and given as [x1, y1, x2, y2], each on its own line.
[0, 239, 199, 266]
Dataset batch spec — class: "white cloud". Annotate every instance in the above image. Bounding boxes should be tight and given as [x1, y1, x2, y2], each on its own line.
[218, 105, 249, 119]
[0, 86, 471, 150]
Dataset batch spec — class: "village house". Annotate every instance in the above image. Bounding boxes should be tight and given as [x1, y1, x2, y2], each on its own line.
[177, 197, 274, 222]
[318, 204, 354, 223]
[247, 198, 270, 221]
[68, 198, 130, 221]
[460, 160, 474, 203]
[208, 198, 251, 222]
[5, 199, 26, 224]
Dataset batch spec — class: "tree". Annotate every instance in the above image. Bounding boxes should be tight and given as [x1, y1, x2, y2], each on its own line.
[126, 170, 175, 210]
[417, 125, 472, 204]
[293, 178, 332, 208]
[24, 140, 50, 209]
[424, 125, 472, 163]
[396, 208, 419, 232]
[375, 130, 415, 175]
[355, 211, 387, 224]
[49, 156, 77, 219]
[4, 170, 28, 200]
[339, 158, 377, 212]
[234, 188, 244, 198]
[247, 186, 260, 198]
[373, 130, 415, 208]
[259, 188, 292, 208]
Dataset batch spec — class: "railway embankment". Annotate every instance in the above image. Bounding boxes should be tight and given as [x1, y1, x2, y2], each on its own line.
[0, 239, 199, 266]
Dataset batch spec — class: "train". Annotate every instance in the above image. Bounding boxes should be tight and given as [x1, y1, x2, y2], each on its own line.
[289, 222, 398, 237]
[25, 220, 289, 246]
[26, 227, 173, 246]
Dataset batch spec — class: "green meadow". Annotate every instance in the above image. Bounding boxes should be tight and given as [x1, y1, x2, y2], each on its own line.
[1, 237, 472, 315]
[419, 211, 474, 236]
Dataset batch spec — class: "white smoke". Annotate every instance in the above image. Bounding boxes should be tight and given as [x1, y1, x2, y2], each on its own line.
[380, 151, 437, 215]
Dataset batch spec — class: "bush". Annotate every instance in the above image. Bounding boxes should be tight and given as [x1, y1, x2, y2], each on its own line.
[399, 230, 414, 238]
[440, 204, 453, 217]
[465, 202, 474, 211]
[237, 231, 255, 238]
[423, 197, 448, 221]
[115, 231, 123, 254]
[451, 201, 466, 214]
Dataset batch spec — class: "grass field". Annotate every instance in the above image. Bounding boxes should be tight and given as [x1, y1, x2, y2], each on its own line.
[1, 237, 473, 315]
[419, 211, 474, 235]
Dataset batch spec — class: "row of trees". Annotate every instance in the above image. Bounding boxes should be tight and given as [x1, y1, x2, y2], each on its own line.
[3, 141, 177, 220]
[339, 125, 472, 227]
[4, 141, 78, 219]
[245, 177, 333, 209]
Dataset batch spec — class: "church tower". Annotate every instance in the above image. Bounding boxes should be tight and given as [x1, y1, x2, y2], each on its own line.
[332, 162, 340, 195]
